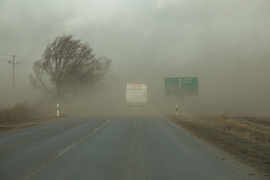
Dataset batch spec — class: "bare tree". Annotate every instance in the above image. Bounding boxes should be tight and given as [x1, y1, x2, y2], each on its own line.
[30, 35, 111, 99]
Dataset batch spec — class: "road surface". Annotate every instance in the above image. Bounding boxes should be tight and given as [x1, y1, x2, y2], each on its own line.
[0, 115, 266, 180]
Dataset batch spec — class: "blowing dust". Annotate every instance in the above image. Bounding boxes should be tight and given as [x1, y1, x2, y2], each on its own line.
[0, 0, 269, 118]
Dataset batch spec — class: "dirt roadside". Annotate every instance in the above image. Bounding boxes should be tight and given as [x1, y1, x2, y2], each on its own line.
[0, 117, 66, 135]
[167, 114, 270, 178]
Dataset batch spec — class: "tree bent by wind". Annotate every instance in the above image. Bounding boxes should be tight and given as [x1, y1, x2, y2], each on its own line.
[30, 35, 111, 99]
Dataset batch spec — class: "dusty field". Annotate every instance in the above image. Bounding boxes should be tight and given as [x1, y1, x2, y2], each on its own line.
[167, 114, 270, 178]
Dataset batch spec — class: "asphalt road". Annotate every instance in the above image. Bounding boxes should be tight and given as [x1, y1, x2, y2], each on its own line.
[0, 115, 266, 180]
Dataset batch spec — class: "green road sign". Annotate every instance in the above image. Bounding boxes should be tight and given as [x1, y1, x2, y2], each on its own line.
[165, 77, 198, 96]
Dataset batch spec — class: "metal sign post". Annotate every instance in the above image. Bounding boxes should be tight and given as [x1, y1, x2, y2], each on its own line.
[165, 77, 199, 116]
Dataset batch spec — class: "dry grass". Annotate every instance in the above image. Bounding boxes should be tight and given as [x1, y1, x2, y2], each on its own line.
[167, 114, 270, 177]
[0, 102, 65, 134]
[0, 102, 30, 125]
[205, 115, 270, 144]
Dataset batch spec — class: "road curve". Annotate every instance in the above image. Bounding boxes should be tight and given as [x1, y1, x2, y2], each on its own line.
[0, 115, 266, 180]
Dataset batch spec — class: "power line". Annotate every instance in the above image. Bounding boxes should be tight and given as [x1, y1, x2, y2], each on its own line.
[0, 58, 9, 62]
[0, 52, 13, 57]
[0, 52, 36, 63]
[0, 58, 32, 68]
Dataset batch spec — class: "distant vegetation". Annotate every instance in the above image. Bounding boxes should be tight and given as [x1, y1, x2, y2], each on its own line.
[0, 102, 30, 125]
[0, 102, 63, 134]
[29, 35, 111, 100]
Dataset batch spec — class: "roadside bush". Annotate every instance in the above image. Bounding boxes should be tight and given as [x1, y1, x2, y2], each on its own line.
[216, 113, 228, 120]
[0, 102, 30, 125]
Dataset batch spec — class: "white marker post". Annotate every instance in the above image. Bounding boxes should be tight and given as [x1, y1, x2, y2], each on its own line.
[57, 104, 60, 117]
[176, 105, 178, 116]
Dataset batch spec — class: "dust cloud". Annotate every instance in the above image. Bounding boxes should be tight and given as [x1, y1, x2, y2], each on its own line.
[0, 0, 270, 118]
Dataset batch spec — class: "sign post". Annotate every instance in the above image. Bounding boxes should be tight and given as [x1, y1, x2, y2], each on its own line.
[165, 77, 198, 115]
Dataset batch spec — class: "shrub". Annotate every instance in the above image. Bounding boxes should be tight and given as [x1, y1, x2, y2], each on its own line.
[0, 102, 30, 125]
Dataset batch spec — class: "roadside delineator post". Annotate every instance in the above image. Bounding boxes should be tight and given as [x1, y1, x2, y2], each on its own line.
[176, 105, 178, 116]
[57, 104, 60, 117]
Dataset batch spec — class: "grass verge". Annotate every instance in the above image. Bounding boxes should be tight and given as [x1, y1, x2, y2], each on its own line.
[0, 102, 63, 134]
[167, 114, 270, 177]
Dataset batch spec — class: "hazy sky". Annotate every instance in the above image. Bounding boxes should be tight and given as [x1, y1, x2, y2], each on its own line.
[0, 0, 270, 116]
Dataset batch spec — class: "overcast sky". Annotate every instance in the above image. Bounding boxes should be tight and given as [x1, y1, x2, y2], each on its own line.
[0, 0, 270, 116]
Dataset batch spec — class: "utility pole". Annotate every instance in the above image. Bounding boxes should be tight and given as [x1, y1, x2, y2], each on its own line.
[8, 55, 20, 95]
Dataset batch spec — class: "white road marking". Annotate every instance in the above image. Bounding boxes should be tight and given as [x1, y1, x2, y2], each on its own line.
[24, 119, 111, 180]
